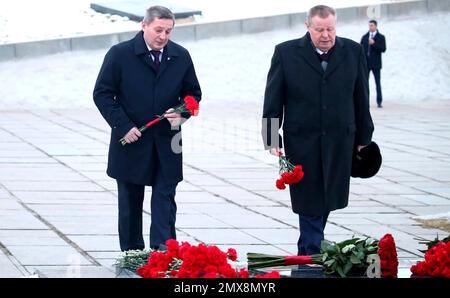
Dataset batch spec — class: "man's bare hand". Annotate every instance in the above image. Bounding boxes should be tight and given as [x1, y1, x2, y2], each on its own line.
[123, 127, 142, 144]
[369, 38, 375, 45]
[269, 148, 284, 157]
[357, 145, 367, 152]
[164, 108, 183, 127]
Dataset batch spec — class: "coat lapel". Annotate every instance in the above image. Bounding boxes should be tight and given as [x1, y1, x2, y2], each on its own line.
[323, 37, 346, 78]
[156, 41, 179, 79]
[134, 31, 156, 70]
[297, 33, 347, 78]
[298, 33, 324, 75]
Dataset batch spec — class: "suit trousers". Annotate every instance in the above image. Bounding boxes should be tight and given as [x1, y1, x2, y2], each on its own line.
[369, 68, 383, 105]
[297, 212, 330, 255]
[117, 155, 177, 251]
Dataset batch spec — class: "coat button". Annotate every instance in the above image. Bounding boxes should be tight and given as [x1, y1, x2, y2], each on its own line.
[322, 131, 327, 136]
[322, 105, 327, 110]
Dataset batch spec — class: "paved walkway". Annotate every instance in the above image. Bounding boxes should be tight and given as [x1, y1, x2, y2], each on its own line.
[0, 99, 449, 277]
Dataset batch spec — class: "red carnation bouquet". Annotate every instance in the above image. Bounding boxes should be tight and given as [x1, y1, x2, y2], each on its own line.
[248, 234, 398, 278]
[119, 95, 199, 146]
[410, 237, 450, 278]
[276, 156, 304, 190]
[134, 239, 279, 278]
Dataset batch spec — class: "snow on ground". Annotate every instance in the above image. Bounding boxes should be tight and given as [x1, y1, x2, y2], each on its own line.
[414, 212, 450, 221]
[185, 0, 394, 22]
[0, 12, 449, 109]
[0, 0, 137, 44]
[1, 0, 394, 44]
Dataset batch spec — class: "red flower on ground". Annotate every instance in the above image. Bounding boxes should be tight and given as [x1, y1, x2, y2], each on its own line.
[378, 234, 399, 278]
[136, 250, 172, 278]
[254, 271, 281, 278]
[136, 239, 283, 278]
[166, 239, 180, 259]
[411, 241, 450, 278]
[227, 248, 238, 261]
[238, 268, 250, 278]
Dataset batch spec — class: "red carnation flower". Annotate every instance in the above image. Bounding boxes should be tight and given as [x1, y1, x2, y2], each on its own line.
[378, 234, 398, 278]
[411, 241, 450, 278]
[135, 239, 273, 279]
[238, 268, 250, 278]
[255, 271, 281, 278]
[276, 178, 286, 190]
[183, 95, 200, 116]
[227, 248, 238, 261]
[275, 156, 304, 190]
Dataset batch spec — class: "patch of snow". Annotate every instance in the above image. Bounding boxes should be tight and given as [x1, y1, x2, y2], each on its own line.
[414, 212, 450, 221]
[1, 0, 398, 44]
[0, 12, 449, 109]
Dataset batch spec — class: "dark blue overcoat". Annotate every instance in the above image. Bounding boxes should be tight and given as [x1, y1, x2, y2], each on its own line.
[94, 31, 201, 186]
[360, 31, 386, 70]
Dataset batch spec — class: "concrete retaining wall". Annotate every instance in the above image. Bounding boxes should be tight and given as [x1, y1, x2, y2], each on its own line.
[1, 0, 449, 61]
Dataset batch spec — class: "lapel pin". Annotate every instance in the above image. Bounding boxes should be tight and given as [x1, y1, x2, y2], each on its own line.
[167, 57, 171, 61]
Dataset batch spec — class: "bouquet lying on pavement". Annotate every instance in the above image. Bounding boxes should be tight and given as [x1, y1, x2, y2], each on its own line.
[276, 156, 304, 190]
[410, 235, 450, 277]
[117, 239, 280, 278]
[248, 234, 398, 278]
[416, 234, 450, 253]
[119, 95, 199, 146]
[116, 249, 153, 272]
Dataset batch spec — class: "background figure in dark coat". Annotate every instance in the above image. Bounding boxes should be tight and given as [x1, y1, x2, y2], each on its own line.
[93, 6, 201, 251]
[262, 5, 374, 255]
[360, 20, 387, 108]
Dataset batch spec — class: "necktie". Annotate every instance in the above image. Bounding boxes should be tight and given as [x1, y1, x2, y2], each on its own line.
[319, 49, 333, 71]
[150, 50, 161, 72]
[319, 52, 330, 62]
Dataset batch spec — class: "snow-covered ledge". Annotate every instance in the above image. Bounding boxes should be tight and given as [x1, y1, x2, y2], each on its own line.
[0, 0, 449, 61]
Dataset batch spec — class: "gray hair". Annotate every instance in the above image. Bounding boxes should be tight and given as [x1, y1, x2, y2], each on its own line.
[143, 6, 175, 24]
[307, 5, 336, 23]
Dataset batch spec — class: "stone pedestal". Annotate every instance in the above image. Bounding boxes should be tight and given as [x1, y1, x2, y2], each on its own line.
[90, 0, 202, 22]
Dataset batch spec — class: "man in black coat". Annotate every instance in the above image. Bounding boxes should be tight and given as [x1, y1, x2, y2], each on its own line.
[360, 20, 386, 108]
[262, 5, 374, 255]
[93, 6, 201, 251]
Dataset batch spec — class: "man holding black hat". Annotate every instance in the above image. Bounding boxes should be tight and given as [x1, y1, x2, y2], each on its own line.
[262, 5, 375, 256]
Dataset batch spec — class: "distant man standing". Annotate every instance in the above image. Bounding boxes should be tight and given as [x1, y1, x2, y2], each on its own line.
[361, 20, 386, 108]
[262, 5, 374, 255]
[93, 6, 201, 251]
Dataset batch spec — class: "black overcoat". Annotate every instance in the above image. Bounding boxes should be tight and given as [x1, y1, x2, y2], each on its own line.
[94, 31, 201, 186]
[360, 31, 386, 70]
[262, 33, 374, 216]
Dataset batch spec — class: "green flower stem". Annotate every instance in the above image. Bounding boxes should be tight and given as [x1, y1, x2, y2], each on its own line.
[118, 102, 188, 146]
[279, 156, 294, 174]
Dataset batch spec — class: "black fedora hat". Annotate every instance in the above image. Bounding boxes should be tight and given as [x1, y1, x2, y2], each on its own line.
[351, 141, 382, 178]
